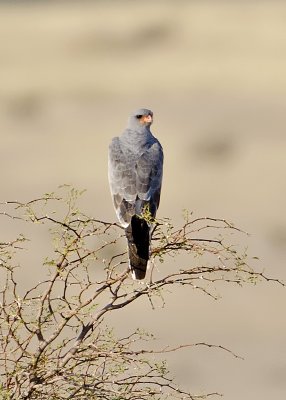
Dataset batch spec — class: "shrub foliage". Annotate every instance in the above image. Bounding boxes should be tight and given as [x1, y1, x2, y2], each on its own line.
[0, 187, 282, 399]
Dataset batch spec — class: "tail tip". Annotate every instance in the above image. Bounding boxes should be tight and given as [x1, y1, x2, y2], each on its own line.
[130, 264, 147, 280]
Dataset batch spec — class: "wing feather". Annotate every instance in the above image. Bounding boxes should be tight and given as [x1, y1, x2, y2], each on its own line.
[108, 137, 163, 226]
[136, 142, 163, 216]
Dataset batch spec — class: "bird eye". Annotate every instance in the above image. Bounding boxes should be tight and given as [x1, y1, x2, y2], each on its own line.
[136, 115, 142, 119]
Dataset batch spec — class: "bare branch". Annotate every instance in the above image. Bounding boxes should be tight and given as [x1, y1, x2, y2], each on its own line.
[0, 187, 283, 399]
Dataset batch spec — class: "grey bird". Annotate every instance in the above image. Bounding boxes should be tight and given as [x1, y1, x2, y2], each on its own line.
[108, 108, 163, 279]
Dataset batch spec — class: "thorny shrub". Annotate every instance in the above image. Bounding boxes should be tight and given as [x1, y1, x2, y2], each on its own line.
[0, 186, 283, 399]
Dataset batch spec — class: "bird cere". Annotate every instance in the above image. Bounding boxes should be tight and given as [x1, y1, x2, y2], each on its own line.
[108, 108, 163, 280]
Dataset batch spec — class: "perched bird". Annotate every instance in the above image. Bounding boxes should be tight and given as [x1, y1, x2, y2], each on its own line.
[108, 108, 163, 279]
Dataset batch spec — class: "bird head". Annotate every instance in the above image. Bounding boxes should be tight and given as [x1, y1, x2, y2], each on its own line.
[128, 108, 153, 130]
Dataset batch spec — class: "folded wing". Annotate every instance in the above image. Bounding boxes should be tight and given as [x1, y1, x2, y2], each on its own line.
[108, 138, 163, 227]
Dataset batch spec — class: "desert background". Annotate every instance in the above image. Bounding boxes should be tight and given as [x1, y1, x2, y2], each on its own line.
[1, 0, 286, 398]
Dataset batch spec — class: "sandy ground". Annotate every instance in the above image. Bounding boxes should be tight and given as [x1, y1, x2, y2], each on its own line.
[1, 1, 286, 398]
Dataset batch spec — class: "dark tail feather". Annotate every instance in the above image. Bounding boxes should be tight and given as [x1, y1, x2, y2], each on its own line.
[125, 215, 150, 280]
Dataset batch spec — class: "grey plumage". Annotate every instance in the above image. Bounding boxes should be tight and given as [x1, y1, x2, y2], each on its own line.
[108, 108, 163, 279]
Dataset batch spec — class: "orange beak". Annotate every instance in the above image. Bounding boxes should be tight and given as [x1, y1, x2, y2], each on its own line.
[142, 114, 153, 124]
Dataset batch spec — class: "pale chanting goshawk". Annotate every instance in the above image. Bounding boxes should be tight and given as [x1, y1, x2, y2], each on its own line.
[108, 108, 163, 279]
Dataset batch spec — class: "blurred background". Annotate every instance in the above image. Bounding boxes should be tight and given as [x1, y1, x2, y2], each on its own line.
[1, 0, 286, 398]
